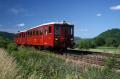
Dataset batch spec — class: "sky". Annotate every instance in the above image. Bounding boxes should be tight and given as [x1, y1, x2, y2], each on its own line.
[0, 0, 120, 38]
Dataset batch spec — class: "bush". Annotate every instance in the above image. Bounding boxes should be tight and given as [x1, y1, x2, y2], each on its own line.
[7, 43, 17, 53]
[105, 38, 119, 47]
[93, 37, 105, 46]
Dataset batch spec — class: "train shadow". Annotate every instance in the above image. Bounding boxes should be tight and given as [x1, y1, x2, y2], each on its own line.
[66, 49, 95, 55]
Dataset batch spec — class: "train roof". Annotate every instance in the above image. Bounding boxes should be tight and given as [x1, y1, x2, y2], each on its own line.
[18, 21, 73, 33]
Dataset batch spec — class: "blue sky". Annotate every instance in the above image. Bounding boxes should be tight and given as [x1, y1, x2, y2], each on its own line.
[0, 0, 120, 38]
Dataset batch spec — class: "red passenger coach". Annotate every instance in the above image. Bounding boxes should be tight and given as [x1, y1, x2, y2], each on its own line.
[14, 21, 74, 50]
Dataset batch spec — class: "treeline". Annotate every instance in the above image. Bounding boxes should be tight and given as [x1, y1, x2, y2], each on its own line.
[76, 28, 120, 49]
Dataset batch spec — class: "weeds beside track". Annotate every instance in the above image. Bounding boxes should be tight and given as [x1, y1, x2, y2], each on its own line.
[1, 43, 120, 79]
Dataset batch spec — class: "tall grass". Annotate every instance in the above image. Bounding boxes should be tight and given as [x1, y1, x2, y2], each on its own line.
[7, 45, 81, 79]
[0, 48, 18, 79]
[3, 43, 120, 79]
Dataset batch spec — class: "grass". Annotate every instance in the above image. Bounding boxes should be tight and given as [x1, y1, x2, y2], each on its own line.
[89, 46, 120, 54]
[0, 48, 19, 79]
[7, 46, 82, 79]
[0, 43, 120, 79]
[81, 66, 120, 79]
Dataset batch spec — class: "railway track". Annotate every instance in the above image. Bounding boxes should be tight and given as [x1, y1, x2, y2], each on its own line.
[61, 49, 120, 70]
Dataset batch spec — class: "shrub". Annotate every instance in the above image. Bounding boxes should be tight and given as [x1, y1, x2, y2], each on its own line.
[104, 55, 116, 72]
[7, 43, 17, 53]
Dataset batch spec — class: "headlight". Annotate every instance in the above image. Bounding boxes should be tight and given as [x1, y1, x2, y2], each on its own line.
[55, 38, 58, 40]
[71, 38, 73, 40]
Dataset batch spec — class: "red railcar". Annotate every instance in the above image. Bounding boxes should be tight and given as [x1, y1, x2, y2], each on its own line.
[14, 21, 74, 50]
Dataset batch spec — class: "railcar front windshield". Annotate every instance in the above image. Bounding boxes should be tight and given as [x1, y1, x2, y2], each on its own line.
[54, 24, 74, 36]
[62, 25, 73, 36]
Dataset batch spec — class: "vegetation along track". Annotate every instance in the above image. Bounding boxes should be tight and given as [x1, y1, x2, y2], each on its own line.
[61, 49, 120, 70]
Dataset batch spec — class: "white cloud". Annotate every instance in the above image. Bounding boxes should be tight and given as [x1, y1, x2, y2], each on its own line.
[96, 13, 102, 16]
[110, 5, 120, 10]
[10, 8, 26, 15]
[17, 23, 25, 27]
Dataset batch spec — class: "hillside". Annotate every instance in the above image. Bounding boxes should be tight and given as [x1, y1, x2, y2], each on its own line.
[0, 31, 15, 41]
[77, 28, 120, 49]
[94, 28, 120, 47]
[0, 31, 15, 48]
[96, 28, 120, 40]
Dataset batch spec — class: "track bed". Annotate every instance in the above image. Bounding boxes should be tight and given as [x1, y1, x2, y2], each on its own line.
[61, 49, 120, 70]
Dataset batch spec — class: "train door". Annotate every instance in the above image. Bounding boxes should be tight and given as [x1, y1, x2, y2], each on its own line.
[43, 26, 48, 46]
[43, 25, 53, 47]
[39, 27, 44, 45]
[48, 26, 53, 46]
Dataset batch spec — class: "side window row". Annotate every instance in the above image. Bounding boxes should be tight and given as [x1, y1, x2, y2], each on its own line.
[16, 26, 52, 38]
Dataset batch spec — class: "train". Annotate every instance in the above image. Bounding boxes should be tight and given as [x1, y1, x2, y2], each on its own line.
[14, 21, 74, 51]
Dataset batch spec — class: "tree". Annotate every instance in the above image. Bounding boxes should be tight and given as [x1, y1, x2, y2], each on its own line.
[93, 37, 105, 46]
[79, 39, 96, 49]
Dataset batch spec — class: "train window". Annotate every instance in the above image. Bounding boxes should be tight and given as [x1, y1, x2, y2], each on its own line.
[40, 28, 42, 35]
[28, 32, 29, 37]
[36, 29, 38, 35]
[22, 33, 23, 38]
[26, 32, 27, 37]
[62, 25, 73, 36]
[26, 32, 28, 37]
[27, 32, 29, 37]
[22, 33, 24, 37]
[30, 31, 32, 36]
[24, 33, 25, 37]
[48, 26, 52, 33]
[20, 33, 22, 37]
[27, 31, 29, 37]
[44, 28, 47, 35]
[18, 34, 19, 38]
[22, 33, 24, 38]
[32, 30, 34, 35]
[20, 34, 21, 38]
[71, 26, 73, 35]
[16, 34, 18, 38]
[32, 30, 33, 35]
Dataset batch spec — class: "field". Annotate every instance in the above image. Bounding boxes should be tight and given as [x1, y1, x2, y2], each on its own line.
[89, 47, 120, 54]
[0, 44, 120, 79]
